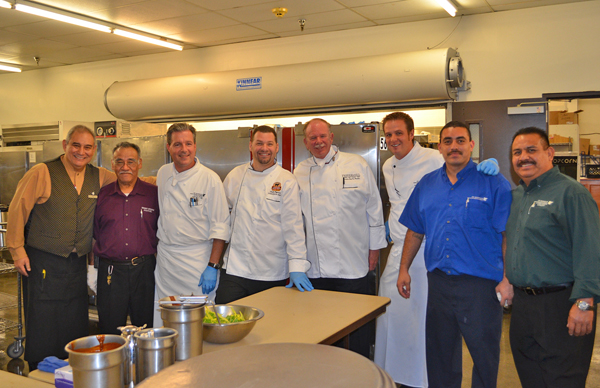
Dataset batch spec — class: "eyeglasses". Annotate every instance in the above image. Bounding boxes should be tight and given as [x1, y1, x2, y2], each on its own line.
[113, 159, 139, 167]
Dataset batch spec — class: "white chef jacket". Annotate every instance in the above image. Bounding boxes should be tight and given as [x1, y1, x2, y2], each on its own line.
[222, 163, 309, 281]
[294, 146, 387, 279]
[374, 142, 442, 387]
[154, 159, 230, 309]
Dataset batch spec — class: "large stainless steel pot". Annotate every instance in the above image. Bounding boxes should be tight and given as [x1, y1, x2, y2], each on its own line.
[159, 297, 205, 361]
[65, 334, 127, 388]
[135, 327, 178, 382]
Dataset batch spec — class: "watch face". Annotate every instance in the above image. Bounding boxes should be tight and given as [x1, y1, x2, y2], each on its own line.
[578, 301, 591, 310]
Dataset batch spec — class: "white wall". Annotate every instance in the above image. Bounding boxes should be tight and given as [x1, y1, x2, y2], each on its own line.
[1, 1, 599, 126]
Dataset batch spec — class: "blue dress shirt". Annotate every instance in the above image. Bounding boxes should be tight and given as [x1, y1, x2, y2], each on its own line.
[399, 160, 512, 282]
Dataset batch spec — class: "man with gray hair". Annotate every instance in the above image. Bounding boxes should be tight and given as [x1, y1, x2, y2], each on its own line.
[155, 123, 230, 322]
[93, 142, 159, 334]
[7, 125, 145, 369]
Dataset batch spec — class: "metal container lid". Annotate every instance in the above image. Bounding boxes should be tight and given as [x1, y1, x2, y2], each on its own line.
[136, 343, 395, 388]
[158, 296, 206, 310]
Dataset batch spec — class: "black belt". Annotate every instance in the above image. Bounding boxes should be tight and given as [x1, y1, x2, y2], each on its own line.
[100, 255, 154, 266]
[515, 283, 572, 296]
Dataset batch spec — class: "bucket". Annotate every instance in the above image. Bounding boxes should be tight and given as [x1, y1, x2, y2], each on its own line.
[65, 334, 128, 388]
[135, 327, 178, 382]
[159, 297, 205, 361]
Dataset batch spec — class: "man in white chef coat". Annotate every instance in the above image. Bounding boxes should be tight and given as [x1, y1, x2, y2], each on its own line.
[155, 123, 230, 324]
[294, 118, 387, 358]
[215, 126, 313, 304]
[375, 113, 500, 387]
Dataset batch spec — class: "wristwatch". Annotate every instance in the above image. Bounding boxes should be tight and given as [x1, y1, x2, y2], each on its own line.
[576, 300, 595, 311]
[207, 262, 222, 270]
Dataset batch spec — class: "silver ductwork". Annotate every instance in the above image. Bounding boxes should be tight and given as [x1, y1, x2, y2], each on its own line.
[104, 48, 465, 122]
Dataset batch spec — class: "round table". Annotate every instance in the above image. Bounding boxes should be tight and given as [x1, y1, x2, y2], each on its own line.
[137, 342, 395, 388]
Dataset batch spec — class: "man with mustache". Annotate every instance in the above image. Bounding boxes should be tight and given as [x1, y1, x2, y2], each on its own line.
[155, 123, 230, 322]
[506, 127, 600, 388]
[397, 121, 512, 388]
[216, 126, 312, 304]
[294, 118, 387, 358]
[93, 142, 159, 334]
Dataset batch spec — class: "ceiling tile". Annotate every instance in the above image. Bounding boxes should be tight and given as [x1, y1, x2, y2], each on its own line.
[88, 0, 208, 26]
[185, 0, 276, 12]
[0, 30, 38, 46]
[5, 20, 98, 38]
[277, 20, 377, 36]
[0, 39, 77, 56]
[336, 0, 399, 6]
[354, 0, 442, 19]
[44, 31, 130, 46]
[91, 38, 174, 54]
[130, 13, 240, 36]
[33, 0, 163, 14]
[172, 24, 276, 45]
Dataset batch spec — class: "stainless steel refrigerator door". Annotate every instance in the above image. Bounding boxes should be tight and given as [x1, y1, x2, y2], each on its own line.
[0, 151, 27, 205]
[97, 136, 168, 177]
[42, 140, 66, 163]
[196, 128, 283, 182]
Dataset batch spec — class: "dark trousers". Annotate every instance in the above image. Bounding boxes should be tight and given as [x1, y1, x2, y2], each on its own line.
[215, 270, 287, 304]
[310, 274, 375, 359]
[23, 246, 89, 363]
[510, 286, 596, 388]
[426, 269, 503, 388]
[97, 256, 156, 334]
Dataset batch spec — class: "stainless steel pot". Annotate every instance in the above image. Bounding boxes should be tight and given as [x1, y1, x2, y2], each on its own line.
[65, 334, 127, 388]
[135, 327, 178, 382]
[159, 297, 205, 361]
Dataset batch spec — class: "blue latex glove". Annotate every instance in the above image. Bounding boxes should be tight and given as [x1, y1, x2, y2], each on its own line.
[38, 356, 68, 373]
[198, 266, 218, 295]
[286, 272, 314, 292]
[477, 158, 499, 176]
[385, 220, 392, 243]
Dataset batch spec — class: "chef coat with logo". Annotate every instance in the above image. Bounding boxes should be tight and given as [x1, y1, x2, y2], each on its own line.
[155, 159, 230, 304]
[375, 142, 443, 387]
[222, 163, 309, 281]
[294, 146, 387, 279]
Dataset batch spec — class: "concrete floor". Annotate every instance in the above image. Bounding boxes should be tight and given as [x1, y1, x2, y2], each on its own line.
[1, 269, 600, 386]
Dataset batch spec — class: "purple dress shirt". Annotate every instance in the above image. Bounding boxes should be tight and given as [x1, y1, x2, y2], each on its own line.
[93, 179, 159, 260]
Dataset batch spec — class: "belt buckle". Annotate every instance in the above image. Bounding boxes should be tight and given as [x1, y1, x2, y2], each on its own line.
[131, 256, 140, 266]
[525, 287, 537, 296]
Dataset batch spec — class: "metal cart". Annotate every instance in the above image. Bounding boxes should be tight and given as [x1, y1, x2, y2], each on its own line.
[0, 261, 25, 358]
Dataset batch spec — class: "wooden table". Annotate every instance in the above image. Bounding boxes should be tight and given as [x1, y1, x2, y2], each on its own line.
[203, 286, 390, 353]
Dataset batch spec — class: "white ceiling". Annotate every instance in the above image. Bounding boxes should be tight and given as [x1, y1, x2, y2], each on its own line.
[0, 0, 591, 72]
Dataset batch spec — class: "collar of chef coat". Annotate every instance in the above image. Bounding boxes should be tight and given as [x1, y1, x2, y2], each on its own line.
[392, 141, 423, 167]
[311, 145, 339, 167]
[169, 157, 201, 186]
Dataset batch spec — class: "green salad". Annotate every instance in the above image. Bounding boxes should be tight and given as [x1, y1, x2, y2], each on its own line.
[203, 309, 245, 324]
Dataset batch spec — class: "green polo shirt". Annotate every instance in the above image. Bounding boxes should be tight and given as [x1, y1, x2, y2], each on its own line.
[505, 166, 600, 302]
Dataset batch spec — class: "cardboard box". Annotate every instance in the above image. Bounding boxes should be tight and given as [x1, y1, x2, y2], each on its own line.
[580, 138, 591, 154]
[549, 111, 560, 125]
[558, 112, 579, 124]
[590, 145, 600, 156]
[549, 134, 572, 144]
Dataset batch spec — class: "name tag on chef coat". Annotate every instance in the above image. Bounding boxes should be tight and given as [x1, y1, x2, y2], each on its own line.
[266, 182, 282, 202]
[342, 173, 361, 189]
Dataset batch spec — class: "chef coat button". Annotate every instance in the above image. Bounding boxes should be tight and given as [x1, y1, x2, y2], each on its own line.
[125, 213, 128, 216]
[125, 228, 128, 231]
[451, 188, 454, 191]
[449, 204, 452, 207]
[447, 220, 450, 223]
[126, 257, 128, 260]
[446, 238, 449, 241]
[125, 243, 128, 246]
[125, 199, 128, 202]
[446, 255, 449, 258]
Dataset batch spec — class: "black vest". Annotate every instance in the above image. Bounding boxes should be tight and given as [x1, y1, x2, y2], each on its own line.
[26, 157, 100, 257]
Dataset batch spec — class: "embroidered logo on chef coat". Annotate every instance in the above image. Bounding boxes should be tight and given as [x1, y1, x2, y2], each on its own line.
[271, 182, 282, 192]
[342, 173, 361, 188]
[141, 206, 155, 213]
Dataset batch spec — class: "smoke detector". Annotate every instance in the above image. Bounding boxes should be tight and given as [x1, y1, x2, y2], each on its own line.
[272, 7, 287, 17]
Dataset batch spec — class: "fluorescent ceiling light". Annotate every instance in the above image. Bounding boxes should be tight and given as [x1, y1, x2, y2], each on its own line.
[114, 29, 183, 51]
[15, 4, 112, 33]
[436, 0, 457, 17]
[0, 63, 22, 72]
[11, 1, 184, 50]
